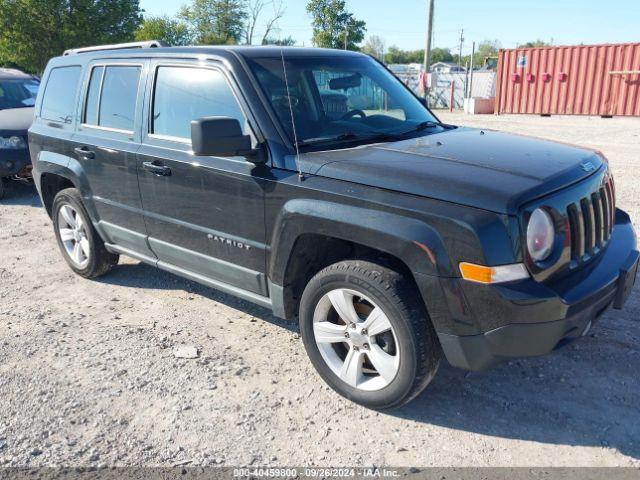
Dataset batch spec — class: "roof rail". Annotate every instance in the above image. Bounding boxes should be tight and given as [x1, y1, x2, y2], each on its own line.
[63, 40, 169, 56]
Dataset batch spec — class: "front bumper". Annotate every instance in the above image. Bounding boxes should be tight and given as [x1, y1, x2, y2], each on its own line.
[0, 148, 31, 177]
[436, 209, 638, 371]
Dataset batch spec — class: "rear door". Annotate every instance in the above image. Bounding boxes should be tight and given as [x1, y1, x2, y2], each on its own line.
[137, 60, 268, 297]
[72, 59, 155, 259]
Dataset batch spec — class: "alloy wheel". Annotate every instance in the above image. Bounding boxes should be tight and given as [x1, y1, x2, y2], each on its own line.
[312, 288, 400, 391]
[57, 204, 90, 269]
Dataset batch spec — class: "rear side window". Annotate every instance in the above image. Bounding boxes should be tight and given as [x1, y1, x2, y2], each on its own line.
[152, 66, 247, 139]
[84, 65, 141, 132]
[40, 66, 82, 124]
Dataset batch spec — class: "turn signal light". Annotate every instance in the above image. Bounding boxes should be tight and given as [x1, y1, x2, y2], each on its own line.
[459, 262, 529, 284]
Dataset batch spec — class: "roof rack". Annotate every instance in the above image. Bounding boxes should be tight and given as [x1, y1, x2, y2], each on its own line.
[63, 40, 168, 56]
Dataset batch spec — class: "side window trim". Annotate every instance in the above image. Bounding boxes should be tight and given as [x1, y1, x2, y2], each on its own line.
[82, 65, 106, 126]
[145, 62, 256, 147]
[80, 61, 144, 135]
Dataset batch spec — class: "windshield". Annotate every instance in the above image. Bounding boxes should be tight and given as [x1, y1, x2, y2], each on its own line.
[247, 55, 442, 150]
[0, 78, 39, 110]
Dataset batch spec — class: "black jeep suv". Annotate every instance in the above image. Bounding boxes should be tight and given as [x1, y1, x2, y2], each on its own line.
[29, 43, 638, 409]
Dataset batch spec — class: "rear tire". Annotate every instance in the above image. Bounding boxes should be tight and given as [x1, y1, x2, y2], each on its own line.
[299, 260, 441, 410]
[52, 188, 118, 278]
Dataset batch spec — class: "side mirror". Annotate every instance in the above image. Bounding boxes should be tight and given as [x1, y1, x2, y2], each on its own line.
[191, 116, 256, 159]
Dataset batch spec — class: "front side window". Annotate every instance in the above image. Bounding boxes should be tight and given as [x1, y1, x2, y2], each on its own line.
[84, 65, 140, 131]
[40, 66, 81, 123]
[247, 55, 442, 150]
[152, 66, 247, 139]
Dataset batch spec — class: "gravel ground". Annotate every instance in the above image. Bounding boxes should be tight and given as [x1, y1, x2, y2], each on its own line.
[0, 112, 639, 468]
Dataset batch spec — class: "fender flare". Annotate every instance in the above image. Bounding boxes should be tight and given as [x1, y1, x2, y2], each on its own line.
[35, 151, 98, 220]
[268, 199, 455, 285]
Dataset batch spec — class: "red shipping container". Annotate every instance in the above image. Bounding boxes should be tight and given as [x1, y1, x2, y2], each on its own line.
[495, 42, 640, 116]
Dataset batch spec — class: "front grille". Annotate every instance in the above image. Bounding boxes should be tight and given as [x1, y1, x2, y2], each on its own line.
[566, 175, 615, 264]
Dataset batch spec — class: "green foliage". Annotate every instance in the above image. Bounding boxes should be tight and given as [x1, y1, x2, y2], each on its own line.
[179, 0, 247, 45]
[0, 0, 142, 74]
[362, 35, 385, 59]
[135, 15, 193, 46]
[262, 36, 296, 46]
[470, 39, 501, 67]
[306, 0, 366, 50]
[518, 39, 552, 48]
[383, 46, 453, 65]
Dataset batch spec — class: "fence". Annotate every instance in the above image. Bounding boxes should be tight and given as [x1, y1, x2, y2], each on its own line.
[388, 65, 496, 110]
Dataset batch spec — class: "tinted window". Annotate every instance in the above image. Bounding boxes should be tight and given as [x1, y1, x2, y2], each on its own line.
[0, 78, 39, 109]
[98, 66, 140, 131]
[152, 67, 246, 139]
[40, 66, 81, 123]
[84, 66, 104, 125]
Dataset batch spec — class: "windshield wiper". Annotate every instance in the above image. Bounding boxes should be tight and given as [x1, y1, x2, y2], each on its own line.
[296, 131, 359, 147]
[397, 120, 443, 136]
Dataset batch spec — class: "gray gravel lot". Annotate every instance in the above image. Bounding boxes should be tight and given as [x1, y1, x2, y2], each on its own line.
[0, 112, 638, 467]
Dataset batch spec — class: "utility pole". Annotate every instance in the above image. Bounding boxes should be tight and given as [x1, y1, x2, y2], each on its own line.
[422, 0, 434, 100]
[458, 28, 464, 71]
[344, 27, 349, 50]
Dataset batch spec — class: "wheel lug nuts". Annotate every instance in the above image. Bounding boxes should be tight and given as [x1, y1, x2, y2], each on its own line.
[350, 323, 356, 329]
[361, 328, 368, 335]
[363, 344, 370, 350]
[353, 346, 359, 352]
[344, 332, 350, 338]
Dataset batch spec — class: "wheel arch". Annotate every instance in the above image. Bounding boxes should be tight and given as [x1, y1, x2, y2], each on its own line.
[268, 199, 454, 320]
[35, 153, 94, 219]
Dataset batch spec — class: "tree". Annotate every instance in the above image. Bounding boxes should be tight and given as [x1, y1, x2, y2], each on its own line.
[135, 15, 193, 46]
[262, 36, 296, 46]
[518, 39, 552, 48]
[472, 39, 501, 66]
[430, 47, 453, 64]
[180, 0, 247, 45]
[244, 0, 285, 45]
[306, 0, 366, 50]
[362, 35, 385, 60]
[0, 0, 142, 74]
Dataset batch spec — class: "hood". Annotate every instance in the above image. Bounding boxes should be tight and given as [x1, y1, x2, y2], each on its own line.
[296, 127, 604, 214]
[0, 107, 35, 135]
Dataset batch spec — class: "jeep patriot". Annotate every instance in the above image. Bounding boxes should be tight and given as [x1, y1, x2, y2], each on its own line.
[29, 42, 638, 409]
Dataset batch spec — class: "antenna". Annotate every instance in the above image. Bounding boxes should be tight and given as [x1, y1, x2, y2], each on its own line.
[280, 49, 304, 181]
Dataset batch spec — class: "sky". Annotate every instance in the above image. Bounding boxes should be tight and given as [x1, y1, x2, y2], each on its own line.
[139, 0, 640, 55]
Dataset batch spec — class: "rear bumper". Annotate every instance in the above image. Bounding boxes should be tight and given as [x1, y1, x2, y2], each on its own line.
[0, 148, 31, 177]
[434, 209, 638, 371]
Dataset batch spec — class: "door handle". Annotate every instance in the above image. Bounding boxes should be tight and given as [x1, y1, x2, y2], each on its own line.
[142, 161, 172, 176]
[74, 146, 95, 159]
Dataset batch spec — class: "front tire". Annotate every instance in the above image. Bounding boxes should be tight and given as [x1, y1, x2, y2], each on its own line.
[299, 260, 441, 409]
[52, 188, 119, 278]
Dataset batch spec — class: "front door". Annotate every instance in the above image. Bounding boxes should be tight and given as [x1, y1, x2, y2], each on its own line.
[137, 61, 268, 297]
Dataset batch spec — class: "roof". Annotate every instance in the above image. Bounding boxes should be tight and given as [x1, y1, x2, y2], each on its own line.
[52, 45, 365, 63]
[0, 68, 36, 80]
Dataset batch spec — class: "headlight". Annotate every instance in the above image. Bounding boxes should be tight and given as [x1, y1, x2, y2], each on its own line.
[0, 136, 27, 150]
[527, 208, 555, 262]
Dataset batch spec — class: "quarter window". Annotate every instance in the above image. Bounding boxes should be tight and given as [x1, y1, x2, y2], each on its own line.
[84, 65, 141, 132]
[40, 66, 82, 124]
[152, 66, 247, 139]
